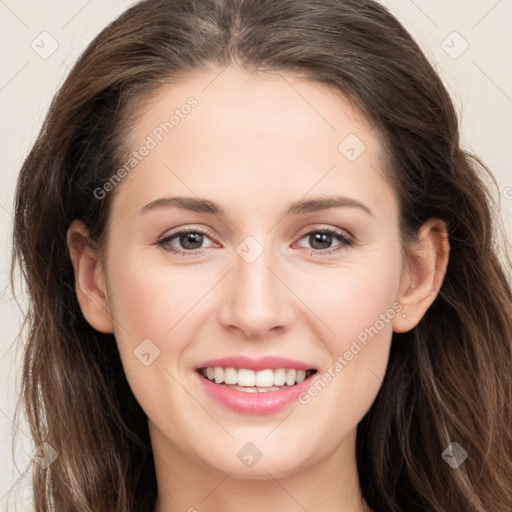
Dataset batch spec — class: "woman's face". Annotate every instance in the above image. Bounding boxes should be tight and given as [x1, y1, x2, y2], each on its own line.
[99, 67, 409, 478]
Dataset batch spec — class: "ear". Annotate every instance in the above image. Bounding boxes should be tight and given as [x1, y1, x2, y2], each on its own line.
[67, 219, 114, 333]
[393, 218, 450, 333]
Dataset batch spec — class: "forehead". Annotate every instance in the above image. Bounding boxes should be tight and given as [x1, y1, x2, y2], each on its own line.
[113, 66, 397, 223]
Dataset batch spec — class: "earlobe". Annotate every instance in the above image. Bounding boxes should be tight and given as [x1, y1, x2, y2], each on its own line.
[67, 220, 114, 333]
[393, 218, 450, 333]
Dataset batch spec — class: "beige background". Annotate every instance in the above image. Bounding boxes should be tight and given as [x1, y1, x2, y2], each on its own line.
[1, 0, 511, 509]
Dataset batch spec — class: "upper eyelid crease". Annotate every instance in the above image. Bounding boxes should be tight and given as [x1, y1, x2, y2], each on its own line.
[139, 195, 374, 218]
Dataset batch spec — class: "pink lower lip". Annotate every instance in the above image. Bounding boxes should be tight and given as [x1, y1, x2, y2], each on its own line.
[196, 371, 316, 415]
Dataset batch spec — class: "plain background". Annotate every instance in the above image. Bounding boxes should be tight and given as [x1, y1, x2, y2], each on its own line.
[1, 0, 511, 509]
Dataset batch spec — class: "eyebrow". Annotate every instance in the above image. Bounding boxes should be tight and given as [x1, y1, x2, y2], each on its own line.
[139, 195, 373, 217]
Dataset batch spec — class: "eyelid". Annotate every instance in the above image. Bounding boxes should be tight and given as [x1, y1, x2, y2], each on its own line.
[156, 223, 355, 256]
[295, 223, 354, 242]
[159, 224, 215, 239]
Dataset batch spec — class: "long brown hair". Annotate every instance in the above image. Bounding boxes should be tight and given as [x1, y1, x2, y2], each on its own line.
[12, 0, 512, 510]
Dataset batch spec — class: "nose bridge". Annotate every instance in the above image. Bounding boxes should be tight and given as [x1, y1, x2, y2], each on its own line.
[219, 235, 292, 338]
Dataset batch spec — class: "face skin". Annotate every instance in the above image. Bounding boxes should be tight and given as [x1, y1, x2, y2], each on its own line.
[68, 66, 449, 512]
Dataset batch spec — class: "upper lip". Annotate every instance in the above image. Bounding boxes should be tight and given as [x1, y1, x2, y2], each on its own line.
[195, 356, 315, 371]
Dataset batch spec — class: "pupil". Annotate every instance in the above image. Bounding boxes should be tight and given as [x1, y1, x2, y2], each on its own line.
[311, 232, 332, 250]
[182, 232, 203, 249]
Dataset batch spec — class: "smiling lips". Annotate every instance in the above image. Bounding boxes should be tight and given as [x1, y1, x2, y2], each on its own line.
[195, 356, 318, 414]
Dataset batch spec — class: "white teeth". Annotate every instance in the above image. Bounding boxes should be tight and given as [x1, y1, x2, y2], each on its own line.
[214, 367, 224, 384]
[226, 385, 281, 393]
[255, 369, 274, 387]
[235, 386, 257, 393]
[237, 368, 255, 387]
[224, 367, 238, 384]
[273, 368, 286, 386]
[285, 369, 297, 386]
[201, 366, 314, 387]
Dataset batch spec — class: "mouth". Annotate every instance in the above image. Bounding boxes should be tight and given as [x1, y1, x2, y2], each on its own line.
[197, 366, 318, 393]
[194, 356, 319, 414]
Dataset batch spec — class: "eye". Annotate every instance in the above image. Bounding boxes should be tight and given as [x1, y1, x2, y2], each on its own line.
[157, 227, 217, 256]
[294, 226, 354, 255]
[156, 225, 354, 257]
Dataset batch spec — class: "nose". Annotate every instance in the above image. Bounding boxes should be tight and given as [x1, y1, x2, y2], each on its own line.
[218, 246, 295, 340]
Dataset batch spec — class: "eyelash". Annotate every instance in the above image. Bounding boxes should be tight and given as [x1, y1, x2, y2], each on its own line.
[156, 226, 354, 257]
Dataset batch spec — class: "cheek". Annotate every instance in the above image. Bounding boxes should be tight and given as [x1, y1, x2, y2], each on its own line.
[293, 244, 402, 416]
[107, 249, 205, 342]
[104, 254, 205, 432]
[295, 244, 403, 350]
